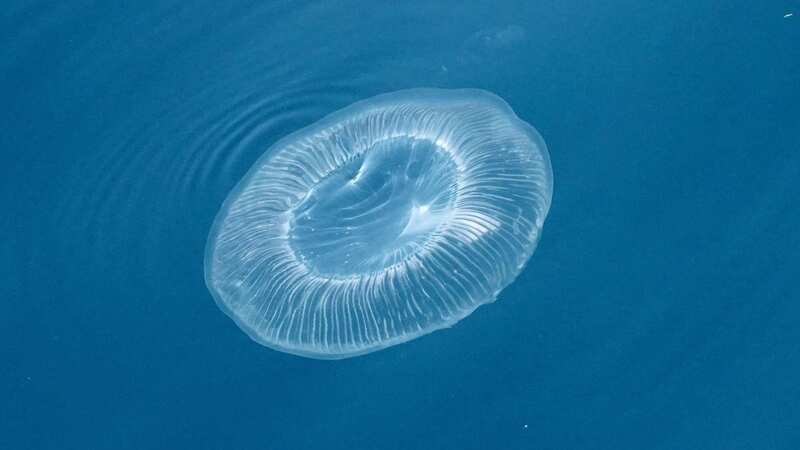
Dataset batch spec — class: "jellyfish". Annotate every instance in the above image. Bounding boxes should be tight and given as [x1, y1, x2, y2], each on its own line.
[204, 88, 552, 359]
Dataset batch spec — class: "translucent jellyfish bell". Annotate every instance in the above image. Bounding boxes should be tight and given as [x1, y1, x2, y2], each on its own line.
[204, 88, 553, 359]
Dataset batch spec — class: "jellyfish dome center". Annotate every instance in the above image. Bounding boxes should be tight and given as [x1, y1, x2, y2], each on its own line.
[288, 137, 457, 277]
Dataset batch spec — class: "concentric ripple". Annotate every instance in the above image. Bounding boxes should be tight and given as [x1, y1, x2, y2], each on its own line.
[205, 88, 553, 359]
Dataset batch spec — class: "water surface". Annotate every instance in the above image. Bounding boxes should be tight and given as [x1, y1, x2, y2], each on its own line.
[2, 1, 799, 449]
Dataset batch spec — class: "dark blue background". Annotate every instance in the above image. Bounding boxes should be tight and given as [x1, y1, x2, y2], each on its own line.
[3, 1, 799, 449]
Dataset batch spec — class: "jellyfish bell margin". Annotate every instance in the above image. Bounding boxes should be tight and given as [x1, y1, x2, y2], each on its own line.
[204, 88, 553, 359]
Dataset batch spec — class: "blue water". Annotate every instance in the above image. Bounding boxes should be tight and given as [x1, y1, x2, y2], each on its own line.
[2, 1, 799, 449]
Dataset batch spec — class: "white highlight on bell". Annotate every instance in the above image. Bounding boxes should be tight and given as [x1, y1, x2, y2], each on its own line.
[351, 166, 365, 183]
[400, 203, 442, 237]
